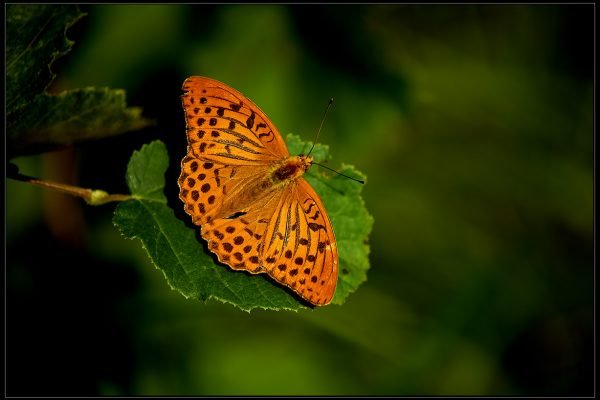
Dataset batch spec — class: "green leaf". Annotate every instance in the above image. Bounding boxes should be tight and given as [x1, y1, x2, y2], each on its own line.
[113, 137, 373, 311]
[6, 4, 83, 112]
[8, 87, 153, 156]
[125, 140, 169, 202]
[285, 134, 373, 304]
[6, 4, 153, 157]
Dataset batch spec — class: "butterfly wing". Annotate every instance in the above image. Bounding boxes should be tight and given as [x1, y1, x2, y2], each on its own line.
[260, 178, 338, 305]
[198, 184, 282, 274]
[181, 76, 289, 161]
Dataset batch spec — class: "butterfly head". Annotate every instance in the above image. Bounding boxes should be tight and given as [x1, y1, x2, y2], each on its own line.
[297, 154, 314, 172]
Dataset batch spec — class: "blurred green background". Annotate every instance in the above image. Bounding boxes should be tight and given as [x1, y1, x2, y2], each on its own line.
[6, 4, 593, 396]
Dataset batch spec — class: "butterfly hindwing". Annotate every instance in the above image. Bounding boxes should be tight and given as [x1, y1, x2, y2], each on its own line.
[260, 179, 338, 305]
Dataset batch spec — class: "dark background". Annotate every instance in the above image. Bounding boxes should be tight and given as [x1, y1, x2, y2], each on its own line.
[6, 4, 594, 395]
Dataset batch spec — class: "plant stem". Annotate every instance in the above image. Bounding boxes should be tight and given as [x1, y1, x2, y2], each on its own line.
[8, 168, 133, 206]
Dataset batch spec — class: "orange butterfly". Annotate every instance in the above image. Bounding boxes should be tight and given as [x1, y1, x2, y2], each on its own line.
[178, 76, 338, 306]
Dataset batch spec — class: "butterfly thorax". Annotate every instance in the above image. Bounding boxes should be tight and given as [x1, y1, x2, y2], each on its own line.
[271, 155, 313, 184]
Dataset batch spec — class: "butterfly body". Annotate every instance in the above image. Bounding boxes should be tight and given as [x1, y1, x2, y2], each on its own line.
[271, 155, 313, 182]
[179, 76, 337, 306]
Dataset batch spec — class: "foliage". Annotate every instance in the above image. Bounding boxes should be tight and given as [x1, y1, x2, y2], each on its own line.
[6, 4, 152, 157]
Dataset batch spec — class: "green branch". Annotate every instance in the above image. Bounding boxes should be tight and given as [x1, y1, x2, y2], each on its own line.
[8, 165, 132, 206]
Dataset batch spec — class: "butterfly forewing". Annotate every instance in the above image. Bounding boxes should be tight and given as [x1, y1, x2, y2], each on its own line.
[179, 76, 338, 306]
[182, 76, 289, 161]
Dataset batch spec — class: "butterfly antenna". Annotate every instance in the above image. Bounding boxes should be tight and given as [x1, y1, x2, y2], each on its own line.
[306, 98, 364, 185]
[307, 98, 334, 157]
[312, 161, 365, 184]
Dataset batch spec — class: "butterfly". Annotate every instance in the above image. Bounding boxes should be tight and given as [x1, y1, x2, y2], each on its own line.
[178, 76, 338, 306]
